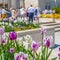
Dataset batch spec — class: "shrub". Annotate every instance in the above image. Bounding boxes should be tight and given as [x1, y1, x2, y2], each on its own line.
[52, 7, 60, 14]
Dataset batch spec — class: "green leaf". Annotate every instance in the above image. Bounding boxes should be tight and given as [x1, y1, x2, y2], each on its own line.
[28, 50, 34, 57]
[0, 56, 1, 60]
[1, 53, 4, 60]
[36, 53, 40, 60]
[46, 49, 53, 60]
[51, 57, 57, 60]
[41, 47, 46, 60]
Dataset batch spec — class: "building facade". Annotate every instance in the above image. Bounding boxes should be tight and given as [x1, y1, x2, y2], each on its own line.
[0, 0, 25, 8]
[0, 0, 60, 9]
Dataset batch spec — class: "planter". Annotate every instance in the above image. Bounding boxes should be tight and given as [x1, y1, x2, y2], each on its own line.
[0, 26, 55, 47]
[17, 26, 55, 47]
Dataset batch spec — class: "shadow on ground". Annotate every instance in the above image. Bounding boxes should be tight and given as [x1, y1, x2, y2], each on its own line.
[52, 44, 60, 49]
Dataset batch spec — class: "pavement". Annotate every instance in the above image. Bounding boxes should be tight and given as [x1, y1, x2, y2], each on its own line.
[49, 32, 60, 60]
[39, 18, 59, 23]
[38, 18, 60, 60]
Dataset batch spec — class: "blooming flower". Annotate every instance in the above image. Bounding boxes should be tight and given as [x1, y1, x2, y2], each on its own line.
[58, 53, 60, 60]
[0, 27, 5, 35]
[9, 48, 14, 53]
[1, 38, 6, 45]
[14, 52, 27, 60]
[31, 41, 40, 51]
[9, 31, 17, 40]
[41, 28, 46, 35]
[44, 38, 50, 47]
[59, 47, 60, 51]
[2, 39, 5, 43]
[17, 37, 23, 46]
[24, 35, 32, 43]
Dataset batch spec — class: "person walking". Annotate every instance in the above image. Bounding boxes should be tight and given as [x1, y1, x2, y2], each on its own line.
[20, 6, 25, 18]
[0, 7, 2, 19]
[1, 7, 7, 19]
[28, 5, 35, 23]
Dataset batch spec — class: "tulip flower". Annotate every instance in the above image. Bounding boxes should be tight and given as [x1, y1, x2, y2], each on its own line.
[58, 53, 60, 60]
[31, 41, 40, 51]
[59, 47, 60, 51]
[0, 27, 4, 35]
[1, 38, 6, 45]
[41, 28, 46, 35]
[14, 52, 27, 60]
[44, 38, 50, 47]
[9, 48, 14, 53]
[9, 31, 17, 40]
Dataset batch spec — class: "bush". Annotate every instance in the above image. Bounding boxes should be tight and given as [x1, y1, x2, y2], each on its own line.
[52, 7, 60, 14]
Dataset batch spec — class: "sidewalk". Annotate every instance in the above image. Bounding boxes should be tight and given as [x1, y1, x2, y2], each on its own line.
[39, 18, 60, 60]
[39, 18, 60, 23]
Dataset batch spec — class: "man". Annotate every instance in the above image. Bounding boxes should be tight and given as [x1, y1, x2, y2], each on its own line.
[28, 5, 35, 23]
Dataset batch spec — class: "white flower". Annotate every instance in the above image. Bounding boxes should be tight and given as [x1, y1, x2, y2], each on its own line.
[23, 41, 29, 50]
[14, 20, 17, 23]
[2, 22, 5, 25]
[9, 23, 12, 26]
[17, 37, 23, 45]
[5, 22, 8, 25]
[24, 35, 32, 43]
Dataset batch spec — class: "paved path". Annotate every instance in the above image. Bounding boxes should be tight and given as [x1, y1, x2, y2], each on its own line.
[55, 32, 60, 45]
[39, 18, 60, 23]
[48, 32, 60, 60]
[38, 18, 60, 59]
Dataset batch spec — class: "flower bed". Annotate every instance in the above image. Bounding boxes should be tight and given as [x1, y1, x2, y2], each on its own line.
[0, 22, 40, 32]
[40, 14, 60, 19]
[4, 25, 55, 48]
[0, 28, 57, 60]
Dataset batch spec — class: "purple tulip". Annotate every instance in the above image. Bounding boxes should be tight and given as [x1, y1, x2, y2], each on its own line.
[9, 31, 17, 40]
[58, 53, 60, 57]
[14, 52, 27, 60]
[9, 48, 14, 53]
[59, 47, 60, 51]
[0, 27, 4, 35]
[44, 38, 50, 47]
[58, 53, 60, 60]
[1, 38, 6, 44]
[41, 28, 46, 35]
[31, 41, 40, 51]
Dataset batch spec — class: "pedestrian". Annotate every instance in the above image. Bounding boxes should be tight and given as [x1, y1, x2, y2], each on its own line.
[1, 7, 7, 19]
[0, 7, 2, 19]
[28, 5, 35, 23]
[20, 6, 25, 18]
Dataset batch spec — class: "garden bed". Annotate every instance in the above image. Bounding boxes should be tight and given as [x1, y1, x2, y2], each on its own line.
[0, 21, 40, 32]
[40, 14, 60, 19]
[5, 25, 55, 47]
[0, 21, 55, 47]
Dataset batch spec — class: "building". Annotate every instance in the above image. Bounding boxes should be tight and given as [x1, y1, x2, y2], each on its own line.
[0, 0, 25, 8]
[0, 0, 60, 9]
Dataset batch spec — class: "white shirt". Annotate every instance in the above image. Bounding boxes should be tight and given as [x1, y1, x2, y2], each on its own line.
[11, 9, 16, 18]
[2, 9, 7, 14]
[28, 7, 35, 13]
[20, 8, 25, 15]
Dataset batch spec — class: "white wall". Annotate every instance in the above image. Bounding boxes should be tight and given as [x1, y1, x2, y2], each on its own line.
[25, 0, 39, 8]
[11, 0, 16, 8]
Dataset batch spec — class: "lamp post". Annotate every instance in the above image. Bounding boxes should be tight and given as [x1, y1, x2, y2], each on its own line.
[55, 0, 57, 7]
[53, 10, 55, 22]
